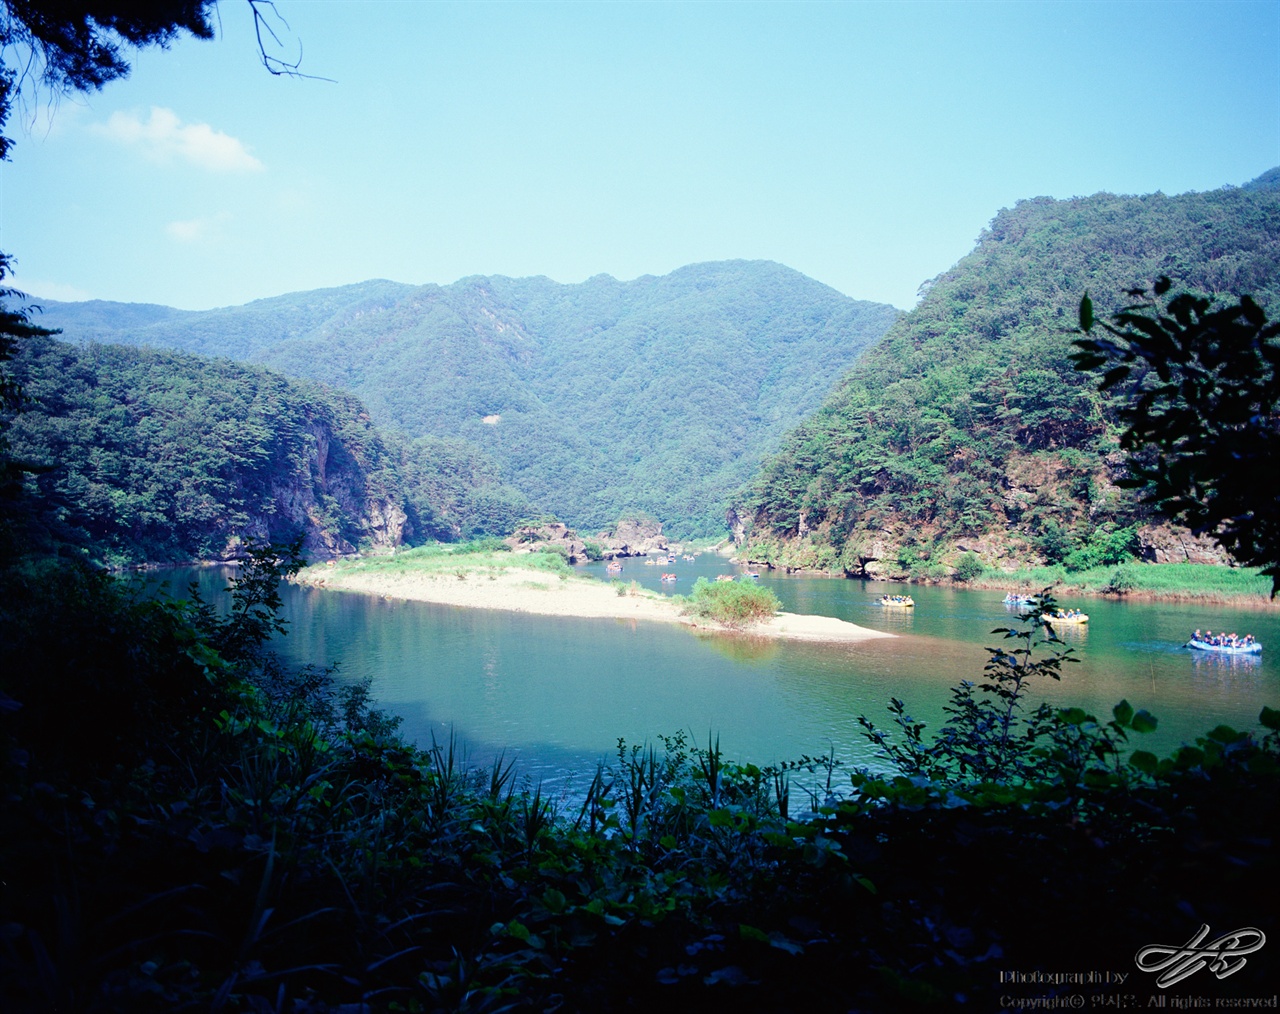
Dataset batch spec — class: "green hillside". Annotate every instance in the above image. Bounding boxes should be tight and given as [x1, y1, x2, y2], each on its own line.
[734, 176, 1280, 577]
[40, 261, 900, 537]
[4, 337, 530, 563]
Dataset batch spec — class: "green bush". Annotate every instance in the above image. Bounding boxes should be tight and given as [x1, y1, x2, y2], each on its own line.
[895, 542, 923, 573]
[680, 577, 780, 629]
[1102, 563, 1137, 594]
[953, 552, 985, 582]
[1062, 524, 1140, 572]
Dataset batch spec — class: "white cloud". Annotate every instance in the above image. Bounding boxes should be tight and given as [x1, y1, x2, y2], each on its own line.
[166, 213, 228, 243]
[6, 276, 93, 303]
[93, 107, 264, 173]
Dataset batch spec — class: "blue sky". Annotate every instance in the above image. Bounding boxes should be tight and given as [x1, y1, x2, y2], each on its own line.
[3, 0, 1278, 311]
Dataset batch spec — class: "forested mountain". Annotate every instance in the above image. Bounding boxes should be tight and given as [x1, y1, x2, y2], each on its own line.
[5, 337, 530, 563]
[734, 173, 1280, 577]
[39, 261, 901, 536]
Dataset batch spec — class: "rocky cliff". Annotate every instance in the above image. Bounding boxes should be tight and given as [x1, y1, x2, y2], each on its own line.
[6, 337, 428, 564]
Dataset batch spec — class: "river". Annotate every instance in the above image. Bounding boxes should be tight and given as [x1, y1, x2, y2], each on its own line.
[164, 556, 1280, 793]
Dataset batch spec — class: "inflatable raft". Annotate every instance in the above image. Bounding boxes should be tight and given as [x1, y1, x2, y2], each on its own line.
[1187, 638, 1262, 655]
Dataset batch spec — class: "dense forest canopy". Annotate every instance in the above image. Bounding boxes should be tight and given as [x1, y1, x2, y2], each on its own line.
[3, 336, 531, 563]
[40, 261, 901, 537]
[734, 174, 1280, 577]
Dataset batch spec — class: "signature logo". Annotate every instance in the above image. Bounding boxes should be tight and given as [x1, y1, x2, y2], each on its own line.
[1135, 924, 1266, 988]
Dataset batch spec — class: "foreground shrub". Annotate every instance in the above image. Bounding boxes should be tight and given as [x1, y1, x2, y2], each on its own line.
[679, 576, 781, 628]
[2, 568, 1275, 1012]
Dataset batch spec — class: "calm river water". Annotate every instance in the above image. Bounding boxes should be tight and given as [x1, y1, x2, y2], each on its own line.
[166, 556, 1280, 790]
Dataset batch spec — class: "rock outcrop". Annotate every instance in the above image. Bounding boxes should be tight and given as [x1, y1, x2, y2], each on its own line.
[1136, 524, 1233, 567]
[598, 517, 668, 558]
[502, 516, 672, 563]
[506, 522, 593, 563]
[222, 411, 415, 560]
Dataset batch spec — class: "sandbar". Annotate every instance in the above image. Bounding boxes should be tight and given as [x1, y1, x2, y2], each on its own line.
[295, 565, 892, 644]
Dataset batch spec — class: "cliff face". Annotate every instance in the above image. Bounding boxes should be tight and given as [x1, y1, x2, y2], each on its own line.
[234, 415, 412, 560]
[7, 338, 422, 564]
[735, 182, 1280, 579]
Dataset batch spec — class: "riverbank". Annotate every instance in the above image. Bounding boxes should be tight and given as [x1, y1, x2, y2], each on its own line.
[295, 550, 892, 644]
[967, 561, 1277, 606]
[732, 557, 1276, 607]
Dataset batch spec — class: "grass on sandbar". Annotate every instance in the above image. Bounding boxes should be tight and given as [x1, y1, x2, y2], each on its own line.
[307, 538, 574, 582]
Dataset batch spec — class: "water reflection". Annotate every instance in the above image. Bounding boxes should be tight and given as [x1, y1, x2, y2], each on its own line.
[1188, 649, 1263, 689]
[152, 562, 1279, 782]
[694, 631, 781, 664]
[868, 604, 915, 631]
[1044, 622, 1089, 645]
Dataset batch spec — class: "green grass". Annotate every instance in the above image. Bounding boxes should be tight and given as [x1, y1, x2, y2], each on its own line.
[980, 562, 1273, 601]
[304, 541, 573, 582]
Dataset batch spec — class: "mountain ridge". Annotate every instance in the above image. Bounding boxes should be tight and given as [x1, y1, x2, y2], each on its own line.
[733, 181, 1280, 577]
[38, 260, 901, 536]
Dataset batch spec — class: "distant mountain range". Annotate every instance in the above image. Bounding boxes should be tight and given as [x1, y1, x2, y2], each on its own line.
[30, 167, 1279, 570]
[38, 261, 901, 537]
[734, 169, 1280, 577]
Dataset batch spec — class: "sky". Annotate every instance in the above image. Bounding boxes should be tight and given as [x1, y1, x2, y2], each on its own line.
[2, 0, 1278, 312]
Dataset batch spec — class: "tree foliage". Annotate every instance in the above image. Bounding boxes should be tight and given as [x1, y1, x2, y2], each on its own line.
[1074, 278, 1280, 593]
[40, 262, 901, 537]
[737, 179, 1280, 573]
[3, 335, 529, 562]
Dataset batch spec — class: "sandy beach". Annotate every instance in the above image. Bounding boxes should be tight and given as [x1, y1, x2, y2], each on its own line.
[296, 564, 893, 644]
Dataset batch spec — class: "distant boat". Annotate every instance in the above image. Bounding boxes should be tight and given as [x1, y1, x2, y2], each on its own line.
[1187, 638, 1261, 655]
[656, 557, 670, 565]
[1043, 610, 1088, 625]
[743, 571, 759, 580]
[879, 595, 914, 607]
[661, 573, 677, 583]
[606, 562, 622, 574]
[1003, 593, 1037, 606]
[714, 574, 735, 582]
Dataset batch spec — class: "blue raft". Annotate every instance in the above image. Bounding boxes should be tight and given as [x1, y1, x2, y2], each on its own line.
[1187, 638, 1262, 655]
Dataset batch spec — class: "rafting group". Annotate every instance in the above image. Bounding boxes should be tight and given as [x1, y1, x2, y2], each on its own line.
[879, 594, 915, 607]
[1003, 593, 1038, 606]
[1187, 630, 1262, 655]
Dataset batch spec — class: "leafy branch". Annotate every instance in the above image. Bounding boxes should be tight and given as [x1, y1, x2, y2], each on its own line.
[1073, 278, 1280, 593]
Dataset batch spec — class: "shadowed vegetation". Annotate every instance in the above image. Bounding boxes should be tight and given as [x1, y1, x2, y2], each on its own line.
[2, 561, 1275, 1011]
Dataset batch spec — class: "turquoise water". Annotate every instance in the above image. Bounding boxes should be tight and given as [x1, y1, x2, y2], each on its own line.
[163, 557, 1280, 788]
